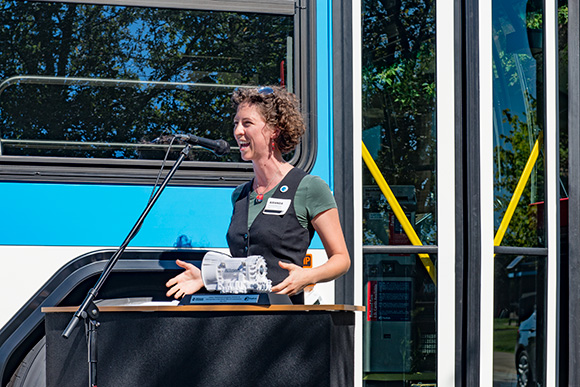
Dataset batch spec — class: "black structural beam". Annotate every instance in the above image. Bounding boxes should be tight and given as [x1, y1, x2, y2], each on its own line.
[461, 0, 481, 385]
[567, 0, 580, 384]
[332, 0, 355, 305]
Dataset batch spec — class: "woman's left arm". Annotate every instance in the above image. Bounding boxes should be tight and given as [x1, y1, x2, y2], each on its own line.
[271, 207, 351, 296]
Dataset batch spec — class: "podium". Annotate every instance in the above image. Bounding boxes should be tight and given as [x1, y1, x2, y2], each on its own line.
[43, 302, 363, 387]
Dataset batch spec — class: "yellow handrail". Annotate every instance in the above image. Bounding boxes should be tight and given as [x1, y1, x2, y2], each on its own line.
[362, 141, 437, 284]
[494, 133, 542, 247]
[362, 126, 540, 283]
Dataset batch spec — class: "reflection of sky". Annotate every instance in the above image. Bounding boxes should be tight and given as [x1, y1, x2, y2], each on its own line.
[124, 17, 152, 80]
[493, 0, 537, 143]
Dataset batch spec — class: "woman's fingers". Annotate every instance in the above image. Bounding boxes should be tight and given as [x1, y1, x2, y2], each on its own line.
[271, 278, 290, 293]
[166, 276, 178, 287]
[176, 259, 193, 270]
[166, 285, 178, 298]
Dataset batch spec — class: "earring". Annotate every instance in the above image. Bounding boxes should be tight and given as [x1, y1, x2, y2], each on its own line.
[271, 139, 276, 151]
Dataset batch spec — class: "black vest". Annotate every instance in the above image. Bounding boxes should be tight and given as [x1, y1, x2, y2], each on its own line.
[226, 168, 314, 303]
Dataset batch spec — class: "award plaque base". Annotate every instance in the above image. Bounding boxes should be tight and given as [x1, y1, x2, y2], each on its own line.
[179, 292, 292, 305]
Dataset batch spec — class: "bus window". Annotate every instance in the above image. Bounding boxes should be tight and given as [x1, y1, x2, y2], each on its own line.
[0, 1, 309, 182]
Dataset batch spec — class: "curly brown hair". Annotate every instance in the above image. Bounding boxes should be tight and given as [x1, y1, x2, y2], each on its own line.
[231, 86, 306, 154]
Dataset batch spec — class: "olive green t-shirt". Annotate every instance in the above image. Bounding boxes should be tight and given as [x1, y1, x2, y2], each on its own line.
[231, 174, 337, 229]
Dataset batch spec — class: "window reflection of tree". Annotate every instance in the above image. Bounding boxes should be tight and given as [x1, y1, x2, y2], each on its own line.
[0, 2, 292, 161]
[492, 0, 546, 248]
[362, 0, 436, 245]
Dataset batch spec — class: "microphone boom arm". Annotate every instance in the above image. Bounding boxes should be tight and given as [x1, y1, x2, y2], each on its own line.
[62, 143, 194, 339]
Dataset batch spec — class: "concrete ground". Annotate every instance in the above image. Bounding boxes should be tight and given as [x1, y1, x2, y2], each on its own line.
[494, 351, 517, 387]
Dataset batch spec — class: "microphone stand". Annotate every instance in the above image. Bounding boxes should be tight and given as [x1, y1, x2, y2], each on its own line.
[61, 143, 193, 387]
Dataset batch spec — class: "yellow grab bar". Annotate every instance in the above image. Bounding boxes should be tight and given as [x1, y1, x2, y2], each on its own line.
[494, 133, 542, 247]
[362, 141, 437, 284]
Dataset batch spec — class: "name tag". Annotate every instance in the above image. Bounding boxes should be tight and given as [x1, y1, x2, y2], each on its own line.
[263, 198, 291, 215]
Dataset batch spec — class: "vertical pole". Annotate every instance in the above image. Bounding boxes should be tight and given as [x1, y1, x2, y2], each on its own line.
[87, 318, 99, 387]
[544, 0, 559, 385]
[478, 0, 494, 382]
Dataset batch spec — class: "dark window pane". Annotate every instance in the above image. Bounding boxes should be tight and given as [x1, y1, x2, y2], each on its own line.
[363, 253, 437, 385]
[494, 254, 547, 386]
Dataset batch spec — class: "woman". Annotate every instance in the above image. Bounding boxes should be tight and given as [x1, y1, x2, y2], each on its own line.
[166, 86, 350, 303]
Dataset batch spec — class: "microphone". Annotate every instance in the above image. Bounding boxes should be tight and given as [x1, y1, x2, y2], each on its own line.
[175, 134, 230, 156]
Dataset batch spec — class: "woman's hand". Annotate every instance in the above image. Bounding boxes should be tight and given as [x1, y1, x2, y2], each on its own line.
[271, 261, 314, 296]
[165, 259, 204, 299]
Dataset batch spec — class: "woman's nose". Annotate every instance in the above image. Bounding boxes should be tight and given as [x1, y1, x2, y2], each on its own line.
[233, 122, 243, 137]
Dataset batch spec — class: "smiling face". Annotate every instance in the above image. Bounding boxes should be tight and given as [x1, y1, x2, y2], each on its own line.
[233, 103, 276, 162]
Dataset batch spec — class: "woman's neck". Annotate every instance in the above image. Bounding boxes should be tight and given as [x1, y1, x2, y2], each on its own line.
[252, 155, 292, 188]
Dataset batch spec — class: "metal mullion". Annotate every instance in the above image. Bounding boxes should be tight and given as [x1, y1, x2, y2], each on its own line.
[545, 1, 559, 385]
[568, 0, 580, 384]
[479, 0, 494, 384]
[363, 245, 438, 254]
[454, 0, 466, 384]
[463, 0, 484, 384]
[351, 1, 364, 386]
[493, 246, 548, 256]
[437, 0, 457, 383]
[332, 0, 355, 305]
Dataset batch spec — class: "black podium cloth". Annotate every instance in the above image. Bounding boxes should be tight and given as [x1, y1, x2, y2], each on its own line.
[45, 308, 355, 387]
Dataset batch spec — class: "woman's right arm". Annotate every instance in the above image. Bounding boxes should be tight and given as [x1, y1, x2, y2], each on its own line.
[165, 259, 204, 299]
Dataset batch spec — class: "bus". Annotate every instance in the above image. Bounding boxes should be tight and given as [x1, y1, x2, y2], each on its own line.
[0, 0, 575, 386]
[0, 1, 344, 386]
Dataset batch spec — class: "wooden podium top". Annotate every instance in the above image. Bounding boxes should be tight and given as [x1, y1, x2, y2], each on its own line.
[42, 303, 365, 313]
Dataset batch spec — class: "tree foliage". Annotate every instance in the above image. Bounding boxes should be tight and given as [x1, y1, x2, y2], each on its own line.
[495, 105, 545, 247]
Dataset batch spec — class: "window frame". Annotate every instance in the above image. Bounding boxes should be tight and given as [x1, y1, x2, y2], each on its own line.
[0, 0, 317, 186]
